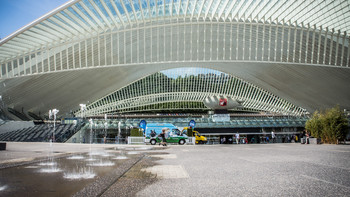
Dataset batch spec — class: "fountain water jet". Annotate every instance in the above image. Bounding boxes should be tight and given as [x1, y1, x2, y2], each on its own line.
[39, 138, 62, 173]
[0, 185, 7, 191]
[39, 166, 62, 173]
[67, 155, 85, 160]
[113, 151, 128, 160]
[87, 160, 114, 167]
[63, 167, 95, 180]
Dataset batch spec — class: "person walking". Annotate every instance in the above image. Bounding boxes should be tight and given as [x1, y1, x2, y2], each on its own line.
[271, 131, 276, 143]
[235, 132, 240, 144]
[159, 128, 167, 146]
[305, 130, 310, 144]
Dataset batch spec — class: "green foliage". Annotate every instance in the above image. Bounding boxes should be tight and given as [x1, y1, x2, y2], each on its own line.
[130, 128, 143, 136]
[305, 106, 348, 144]
[322, 107, 348, 144]
[305, 111, 323, 138]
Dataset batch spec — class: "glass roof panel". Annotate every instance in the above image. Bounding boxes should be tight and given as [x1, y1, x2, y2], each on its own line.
[53, 15, 74, 29]
[46, 18, 64, 30]
[93, 0, 113, 23]
[83, 0, 105, 24]
[60, 11, 82, 28]
[122, 0, 135, 20]
[104, 0, 121, 22]
[113, 0, 126, 15]
[67, 7, 91, 27]
[75, 2, 98, 25]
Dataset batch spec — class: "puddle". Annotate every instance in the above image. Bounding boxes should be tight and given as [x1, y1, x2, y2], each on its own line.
[0, 151, 139, 196]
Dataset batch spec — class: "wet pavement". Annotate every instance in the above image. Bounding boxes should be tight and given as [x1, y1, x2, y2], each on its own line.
[0, 142, 349, 196]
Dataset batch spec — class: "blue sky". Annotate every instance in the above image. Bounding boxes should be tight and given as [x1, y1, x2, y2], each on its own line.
[0, 0, 68, 39]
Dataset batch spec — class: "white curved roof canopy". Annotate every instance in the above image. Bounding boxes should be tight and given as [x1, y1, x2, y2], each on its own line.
[0, 0, 349, 118]
[0, 0, 349, 61]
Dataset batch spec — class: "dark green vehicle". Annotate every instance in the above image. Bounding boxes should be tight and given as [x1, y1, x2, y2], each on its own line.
[146, 128, 188, 145]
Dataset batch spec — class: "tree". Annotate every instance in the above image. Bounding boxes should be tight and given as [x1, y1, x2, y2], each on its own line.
[305, 106, 348, 144]
[322, 106, 348, 144]
[305, 111, 323, 138]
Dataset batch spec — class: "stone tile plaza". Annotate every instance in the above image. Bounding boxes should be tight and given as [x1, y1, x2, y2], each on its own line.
[0, 142, 350, 196]
[0, 0, 350, 196]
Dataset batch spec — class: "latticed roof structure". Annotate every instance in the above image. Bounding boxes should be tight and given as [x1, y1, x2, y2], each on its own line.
[0, 0, 349, 118]
[78, 67, 306, 116]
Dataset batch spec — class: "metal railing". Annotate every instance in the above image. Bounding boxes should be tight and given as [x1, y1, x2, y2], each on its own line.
[127, 137, 145, 145]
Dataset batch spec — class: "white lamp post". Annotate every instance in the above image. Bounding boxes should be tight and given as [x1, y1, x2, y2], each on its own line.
[49, 108, 59, 142]
[79, 104, 86, 118]
[79, 104, 86, 143]
[89, 118, 93, 144]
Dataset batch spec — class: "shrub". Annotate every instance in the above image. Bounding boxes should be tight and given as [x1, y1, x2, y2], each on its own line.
[305, 111, 323, 138]
[130, 128, 143, 136]
[305, 106, 348, 144]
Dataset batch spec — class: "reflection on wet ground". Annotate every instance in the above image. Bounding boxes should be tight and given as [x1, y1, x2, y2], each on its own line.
[0, 148, 143, 197]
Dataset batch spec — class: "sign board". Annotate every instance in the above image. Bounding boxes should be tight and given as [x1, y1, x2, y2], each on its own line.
[219, 98, 227, 106]
[139, 120, 147, 132]
[212, 114, 230, 122]
[189, 120, 196, 128]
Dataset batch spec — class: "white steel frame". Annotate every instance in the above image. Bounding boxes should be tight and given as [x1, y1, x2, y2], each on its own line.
[75, 68, 306, 117]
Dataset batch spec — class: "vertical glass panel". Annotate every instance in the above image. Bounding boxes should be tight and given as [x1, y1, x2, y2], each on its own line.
[245, 24, 251, 60]
[55, 52, 61, 71]
[93, 37, 99, 66]
[106, 34, 112, 65]
[49, 50, 55, 72]
[74, 44, 80, 68]
[19, 57, 24, 75]
[138, 28, 145, 63]
[269, 26, 276, 61]
[112, 33, 119, 65]
[12, 60, 18, 76]
[80, 41, 87, 67]
[184, 24, 191, 61]
[191, 23, 198, 61]
[62, 49, 68, 70]
[119, 32, 125, 63]
[1, 64, 5, 77]
[178, 24, 185, 61]
[99, 35, 106, 65]
[68, 46, 74, 69]
[125, 29, 132, 64]
[256, 25, 263, 61]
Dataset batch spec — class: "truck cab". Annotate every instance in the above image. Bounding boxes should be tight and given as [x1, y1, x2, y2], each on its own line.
[182, 127, 207, 144]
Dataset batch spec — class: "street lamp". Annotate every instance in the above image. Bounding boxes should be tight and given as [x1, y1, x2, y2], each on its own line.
[79, 104, 87, 143]
[104, 114, 108, 143]
[79, 104, 87, 118]
[89, 118, 93, 144]
[49, 108, 59, 142]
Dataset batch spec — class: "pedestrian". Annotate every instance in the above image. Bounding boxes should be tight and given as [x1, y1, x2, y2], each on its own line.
[235, 132, 240, 144]
[271, 131, 276, 143]
[250, 137, 255, 144]
[159, 128, 167, 146]
[305, 130, 310, 144]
